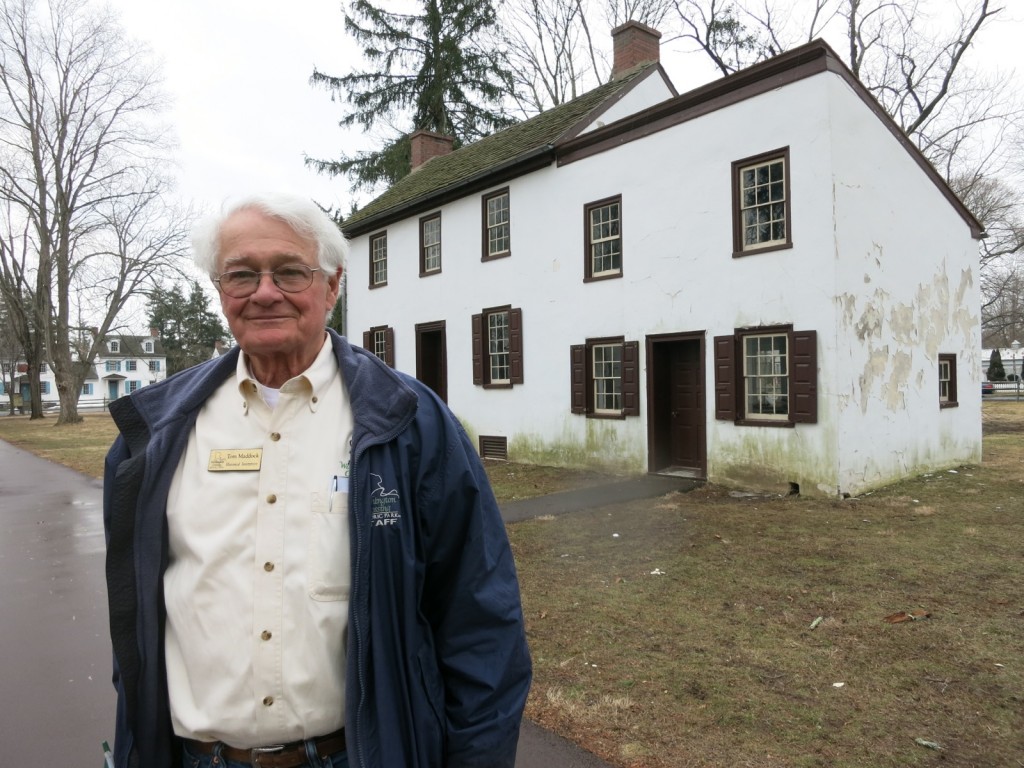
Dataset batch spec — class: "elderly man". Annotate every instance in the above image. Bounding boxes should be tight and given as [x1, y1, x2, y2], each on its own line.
[103, 195, 532, 768]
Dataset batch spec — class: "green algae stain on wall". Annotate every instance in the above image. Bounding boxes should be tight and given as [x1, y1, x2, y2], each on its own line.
[507, 418, 646, 473]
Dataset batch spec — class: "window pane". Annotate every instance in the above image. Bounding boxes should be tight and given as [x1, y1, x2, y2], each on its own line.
[422, 217, 441, 271]
[593, 344, 623, 412]
[487, 311, 510, 383]
[487, 193, 510, 256]
[589, 202, 622, 276]
[743, 333, 789, 419]
[739, 157, 787, 249]
[372, 235, 388, 284]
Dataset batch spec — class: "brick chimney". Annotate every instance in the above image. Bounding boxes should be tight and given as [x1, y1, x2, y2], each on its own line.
[611, 20, 661, 79]
[410, 129, 454, 171]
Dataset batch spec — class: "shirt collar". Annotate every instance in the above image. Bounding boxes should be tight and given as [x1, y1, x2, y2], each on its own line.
[236, 335, 339, 414]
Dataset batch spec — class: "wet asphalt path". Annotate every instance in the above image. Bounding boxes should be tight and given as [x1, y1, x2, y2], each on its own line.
[0, 437, 114, 763]
[0, 437, 624, 767]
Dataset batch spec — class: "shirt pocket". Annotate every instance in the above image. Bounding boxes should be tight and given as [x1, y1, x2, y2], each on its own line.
[307, 490, 351, 602]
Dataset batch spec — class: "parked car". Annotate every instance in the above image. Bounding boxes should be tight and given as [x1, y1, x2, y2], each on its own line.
[982, 381, 995, 395]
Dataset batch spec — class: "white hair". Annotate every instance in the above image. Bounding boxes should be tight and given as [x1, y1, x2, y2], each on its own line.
[192, 194, 349, 278]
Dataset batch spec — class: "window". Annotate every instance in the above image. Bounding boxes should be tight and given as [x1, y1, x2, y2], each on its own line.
[109, 340, 120, 353]
[570, 338, 640, 418]
[106, 360, 121, 372]
[482, 189, 510, 260]
[362, 326, 395, 367]
[472, 306, 523, 387]
[733, 147, 791, 255]
[420, 214, 441, 275]
[369, 232, 388, 287]
[144, 341, 153, 353]
[584, 196, 622, 280]
[126, 360, 137, 371]
[0, 381, 5, 395]
[39, 363, 47, 373]
[127, 380, 141, 393]
[714, 327, 817, 425]
[81, 383, 93, 395]
[939, 354, 958, 408]
[149, 360, 161, 372]
[40, 381, 50, 395]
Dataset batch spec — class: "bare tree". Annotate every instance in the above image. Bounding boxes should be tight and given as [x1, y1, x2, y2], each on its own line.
[500, 0, 603, 115]
[0, 288, 25, 415]
[500, 0, 678, 116]
[0, 198, 44, 416]
[0, 0, 182, 424]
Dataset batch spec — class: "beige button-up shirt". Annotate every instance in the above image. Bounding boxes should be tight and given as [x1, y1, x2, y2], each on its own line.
[164, 338, 352, 746]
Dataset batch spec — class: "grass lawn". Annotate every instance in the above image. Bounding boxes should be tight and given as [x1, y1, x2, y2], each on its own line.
[1, 405, 1022, 766]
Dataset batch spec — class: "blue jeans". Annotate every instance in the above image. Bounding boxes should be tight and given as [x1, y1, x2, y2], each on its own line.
[181, 740, 349, 768]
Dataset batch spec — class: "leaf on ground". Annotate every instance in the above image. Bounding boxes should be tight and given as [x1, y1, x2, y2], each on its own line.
[883, 610, 931, 624]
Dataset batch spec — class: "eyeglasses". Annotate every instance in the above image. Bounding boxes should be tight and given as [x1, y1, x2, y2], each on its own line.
[214, 264, 322, 298]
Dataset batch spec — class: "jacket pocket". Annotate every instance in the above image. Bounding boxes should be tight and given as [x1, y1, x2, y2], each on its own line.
[307, 490, 350, 601]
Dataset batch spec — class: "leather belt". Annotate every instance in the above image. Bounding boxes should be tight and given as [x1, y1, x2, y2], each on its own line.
[183, 729, 346, 768]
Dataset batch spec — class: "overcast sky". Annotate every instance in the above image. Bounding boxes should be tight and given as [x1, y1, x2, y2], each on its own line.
[108, 1, 1022, 218]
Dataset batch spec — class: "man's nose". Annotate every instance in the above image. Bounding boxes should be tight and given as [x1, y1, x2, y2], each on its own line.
[250, 271, 282, 299]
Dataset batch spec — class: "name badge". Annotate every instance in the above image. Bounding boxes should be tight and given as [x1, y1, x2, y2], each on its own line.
[208, 448, 263, 472]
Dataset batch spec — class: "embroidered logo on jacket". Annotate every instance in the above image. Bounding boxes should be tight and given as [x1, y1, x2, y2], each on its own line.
[370, 473, 401, 527]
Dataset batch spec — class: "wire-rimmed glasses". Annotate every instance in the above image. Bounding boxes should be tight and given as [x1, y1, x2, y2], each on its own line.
[214, 264, 322, 298]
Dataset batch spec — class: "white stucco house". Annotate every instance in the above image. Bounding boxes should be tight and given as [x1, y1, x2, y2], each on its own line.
[2, 330, 167, 410]
[340, 22, 983, 497]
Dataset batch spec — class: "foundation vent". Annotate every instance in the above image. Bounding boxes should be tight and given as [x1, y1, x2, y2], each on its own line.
[479, 435, 509, 461]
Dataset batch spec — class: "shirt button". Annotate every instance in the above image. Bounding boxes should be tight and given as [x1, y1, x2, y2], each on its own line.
[263, 562, 275, 572]
[270, 432, 281, 441]
[260, 630, 272, 641]
[266, 494, 277, 504]
[263, 696, 274, 707]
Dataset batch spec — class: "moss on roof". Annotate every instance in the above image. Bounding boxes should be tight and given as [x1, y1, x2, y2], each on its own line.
[343, 65, 655, 233]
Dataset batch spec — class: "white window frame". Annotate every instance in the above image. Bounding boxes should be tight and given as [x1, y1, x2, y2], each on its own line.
[738, 152, 788, 252]
[743, 333, 789, 421]
[484, 190, 510, 259]
[370, 232, 387, 286]
[421, 215, 441, 274]
[592, 343, 623, 414]
[487, 310, 511, 385]
[587, 198, 622, 278]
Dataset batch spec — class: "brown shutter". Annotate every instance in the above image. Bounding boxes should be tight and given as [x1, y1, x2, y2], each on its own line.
[570, 345, 586, 413]
[622, 340, 640, 416]
[472, 313, 483, 385]
[509, 308, 523, 384]
[362, 330, 371, 349]
[714, 335, 736, 420]
[790, 330, 818, 423]
[384, 327, 395, 368]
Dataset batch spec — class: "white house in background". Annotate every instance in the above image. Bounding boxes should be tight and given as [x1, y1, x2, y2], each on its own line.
[341, 22, 984, 497]
[982, 346, 1023, 381]
[1, 329, 167, 409]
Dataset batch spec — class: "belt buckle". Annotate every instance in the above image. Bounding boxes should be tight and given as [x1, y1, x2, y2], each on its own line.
[250, 745, 285, 766]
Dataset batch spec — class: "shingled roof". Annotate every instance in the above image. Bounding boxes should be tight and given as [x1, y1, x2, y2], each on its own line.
[342, 63, 663, 236]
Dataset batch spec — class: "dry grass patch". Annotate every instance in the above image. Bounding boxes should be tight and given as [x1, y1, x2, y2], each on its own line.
[0, 412, 118, 477]
[510, 404, 1024, 767]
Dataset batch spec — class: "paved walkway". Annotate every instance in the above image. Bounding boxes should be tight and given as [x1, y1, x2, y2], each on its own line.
[0, 437, 694, 765]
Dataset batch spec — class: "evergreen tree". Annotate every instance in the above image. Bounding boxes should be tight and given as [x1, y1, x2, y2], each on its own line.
[988, 348, 1005, 381]
[147, 281, 229, 374]
[309, 0, 514, 191]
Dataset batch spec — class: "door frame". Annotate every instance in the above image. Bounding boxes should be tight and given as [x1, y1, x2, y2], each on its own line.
[646, 331, 707, 477]
[415, 320, 448, 404]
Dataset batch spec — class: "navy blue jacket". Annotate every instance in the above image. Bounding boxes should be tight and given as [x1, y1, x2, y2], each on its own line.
[103, 330, 531, 768]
